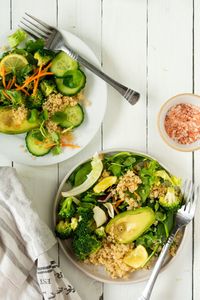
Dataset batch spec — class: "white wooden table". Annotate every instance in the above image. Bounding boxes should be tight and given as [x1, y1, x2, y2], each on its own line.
[0, 0, 199, 299]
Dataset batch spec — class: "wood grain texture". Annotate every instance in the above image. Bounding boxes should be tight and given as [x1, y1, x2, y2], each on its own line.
[0, 0, 198, 299]
[58, 1, 103, 299]
[147, 1, 193, 300]
[0, 0, 12, 166]
[193, 1, 200, 300]
[11, 0, 59, 262]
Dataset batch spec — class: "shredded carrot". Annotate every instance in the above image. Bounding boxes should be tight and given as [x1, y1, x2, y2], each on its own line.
[15, 83, 30, 96]
[45, 143, 57, 148]
[33, 65, 42, 96]
[43, 62, 52, 73]
[2, 90, 10, 100]
[6, 79, 12, 90]
[16, 72, 53, 91]
[114, 199, 124, 208]
[9, 75, 16, 89]
[61, 143, 80, 149]
[1, 67, 6, 88]
[113, 205, 119, 214]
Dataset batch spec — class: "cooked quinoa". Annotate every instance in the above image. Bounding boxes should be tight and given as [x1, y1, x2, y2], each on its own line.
[12, 105, 28, 125]
[111, 170, 142, 209]
[45, 120, 61, 134]
[86, 238, 134, 278]
[43, 93, 78, 116]
[150, 183, 167, 199]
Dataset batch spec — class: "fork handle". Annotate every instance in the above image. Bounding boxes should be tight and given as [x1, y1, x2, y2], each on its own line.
[138, 230, 178, 300]
[61, 45, 140, 105]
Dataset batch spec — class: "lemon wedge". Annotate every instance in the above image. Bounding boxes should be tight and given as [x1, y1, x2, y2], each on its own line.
[93, 176, 117, 193]
[62, 153, 103, 197]
[0, 54, 28, 75]
[123, 245, 148, 269]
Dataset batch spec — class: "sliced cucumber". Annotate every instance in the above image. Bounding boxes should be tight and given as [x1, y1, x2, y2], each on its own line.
[25, 130, 53, 157]
[50, 51, 78, 77]
[56, 69, 86, 96]
[52, 104, 84, 128]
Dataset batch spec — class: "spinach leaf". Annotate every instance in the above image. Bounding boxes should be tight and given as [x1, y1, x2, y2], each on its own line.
[108, 163, 121, 177]
[68, 161, 92, 187]
[25, 39, 45, 53]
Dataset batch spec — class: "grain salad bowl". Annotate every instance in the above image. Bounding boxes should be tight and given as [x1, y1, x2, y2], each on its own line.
[53, 149, 186, 284]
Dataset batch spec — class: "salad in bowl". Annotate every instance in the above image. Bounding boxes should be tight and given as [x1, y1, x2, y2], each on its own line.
[54, 150, 184, 281]
[0, 29, 86, 157]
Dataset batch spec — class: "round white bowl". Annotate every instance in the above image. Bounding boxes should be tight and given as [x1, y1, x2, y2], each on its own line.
[158, 93, 200, 152]
[53, 148, 186, 284]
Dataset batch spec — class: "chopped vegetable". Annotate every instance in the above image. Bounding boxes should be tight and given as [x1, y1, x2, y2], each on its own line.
[123, 245, 148, 268]
[93, 176, 117, 193]
[8, 29, 27, 48]
[93, 206, 107, 227]
[40, 79, 57, 96]
[34, 49, 55, 66]
[58, 197, 76, 219]
[62, 153, 103, 197]
[55, 220, 73, 239]
[159, 187, 182, 210]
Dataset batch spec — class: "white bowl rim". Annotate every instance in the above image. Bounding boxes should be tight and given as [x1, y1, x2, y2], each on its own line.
[157, 93, 200, 152]
[53, 148, 186, 284]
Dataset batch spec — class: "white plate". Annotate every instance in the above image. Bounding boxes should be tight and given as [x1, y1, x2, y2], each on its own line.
[0, 30, 107, 166]
[53, 149, 185, 284]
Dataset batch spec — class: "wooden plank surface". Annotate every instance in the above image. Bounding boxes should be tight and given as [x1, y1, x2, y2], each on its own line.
[147, 1, 193, 300]
[58, 1, 103, 299]
[11, 0, 59, 265]
[0, 0, 12, 166]
[0, 0, 198, 299]
[194, 1, 200, 299]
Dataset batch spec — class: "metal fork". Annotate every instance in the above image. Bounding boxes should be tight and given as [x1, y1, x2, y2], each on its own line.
[19, 13, 140, 105]
[138, 179, 199, 300]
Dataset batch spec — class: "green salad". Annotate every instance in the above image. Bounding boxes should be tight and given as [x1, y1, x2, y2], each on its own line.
[0, 29, 86, 156]
[56, 151, 183, 279]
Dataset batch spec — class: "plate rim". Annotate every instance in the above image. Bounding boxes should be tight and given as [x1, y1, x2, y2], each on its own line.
[53, 147, 186, 284]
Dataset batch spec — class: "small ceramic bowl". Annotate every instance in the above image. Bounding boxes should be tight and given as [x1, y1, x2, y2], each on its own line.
[158, 93, 200, 152]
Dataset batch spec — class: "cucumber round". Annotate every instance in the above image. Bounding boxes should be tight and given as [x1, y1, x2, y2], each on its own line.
[56, 69, 86, 96]
[52, 104, 84, 128]
[50, 51, 78, 77]
[25, 130, 53, 157]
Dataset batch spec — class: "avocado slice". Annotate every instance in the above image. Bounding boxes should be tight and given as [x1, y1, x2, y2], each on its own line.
[106, 207, 156, 243]
[0, 107, 39, 134]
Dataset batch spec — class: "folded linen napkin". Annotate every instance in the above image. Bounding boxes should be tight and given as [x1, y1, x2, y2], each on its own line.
[0, 167, 81, 300]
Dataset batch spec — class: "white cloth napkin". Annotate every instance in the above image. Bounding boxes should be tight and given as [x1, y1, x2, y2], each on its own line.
[0, 167, 81, 300]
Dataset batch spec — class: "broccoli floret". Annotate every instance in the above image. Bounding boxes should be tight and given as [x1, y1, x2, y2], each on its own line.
[159, 187, 182, 210]
[40, 79, 57, 96]
[71, 205, 101, 260]
[6, 90, 24, 106]
[25, 39, 45, 53]
[77, 206, 94, 222]
[55, 220, 73, 239]
[95, 226, 106, 239]
[58, 197, 76, 219]
[8, 29, 27, 48]
[34, 49, 55, 66]
[72, 233, 101, 260]
[27, 90, 44, 109]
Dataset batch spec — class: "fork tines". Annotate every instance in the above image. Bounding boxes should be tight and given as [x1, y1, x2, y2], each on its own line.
[19, 12, 53, 40]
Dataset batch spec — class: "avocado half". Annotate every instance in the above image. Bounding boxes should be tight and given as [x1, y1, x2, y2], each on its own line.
[106, 207, 156, 244]
[0, 107, 39, 134]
